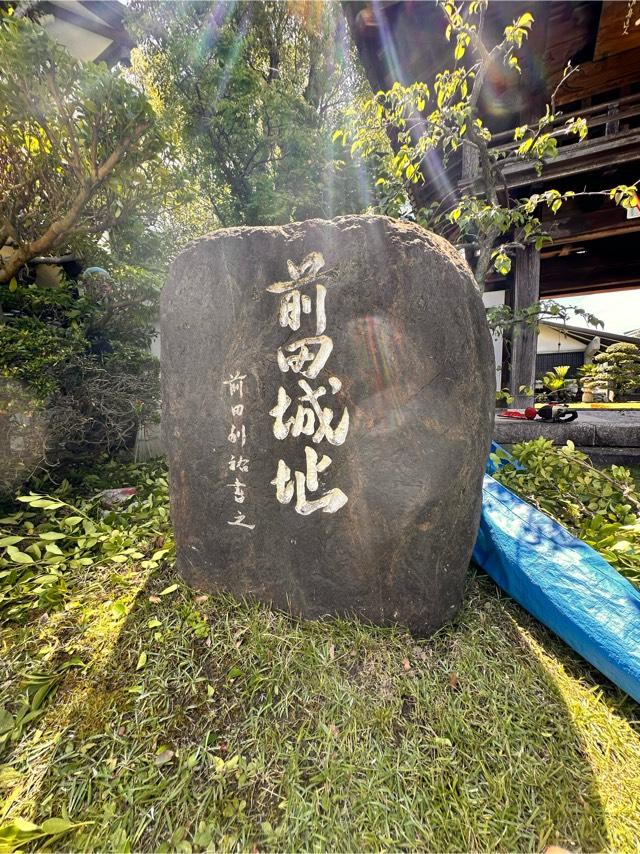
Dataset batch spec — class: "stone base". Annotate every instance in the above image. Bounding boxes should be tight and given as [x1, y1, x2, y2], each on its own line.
[494, 410, 640, 448]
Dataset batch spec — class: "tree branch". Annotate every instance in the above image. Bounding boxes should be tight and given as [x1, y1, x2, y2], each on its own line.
[0, 121, 150, 284]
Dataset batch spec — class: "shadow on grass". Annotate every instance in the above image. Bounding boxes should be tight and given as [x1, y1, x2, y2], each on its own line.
[11, 568, 625, 852]
[494, 579, 640, 728]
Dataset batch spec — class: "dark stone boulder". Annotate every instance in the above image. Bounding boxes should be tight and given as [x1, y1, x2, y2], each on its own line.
[162, 215, 494, 633]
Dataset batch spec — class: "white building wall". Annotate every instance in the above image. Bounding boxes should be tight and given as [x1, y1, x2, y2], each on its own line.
[537, 325, 586, 354]
[150, 322, 161, 360]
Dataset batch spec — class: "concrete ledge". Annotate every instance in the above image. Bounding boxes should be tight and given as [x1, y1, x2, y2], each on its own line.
[578, 447, 640, 467]
[494, 411, 640, 449]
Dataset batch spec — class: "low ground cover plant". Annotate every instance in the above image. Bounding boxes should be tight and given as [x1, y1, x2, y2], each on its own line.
[492, 438, 640, 587]
[0, 267, 160, 497]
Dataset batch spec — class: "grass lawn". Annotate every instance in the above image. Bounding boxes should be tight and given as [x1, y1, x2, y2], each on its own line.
[1, 463, 639, 852]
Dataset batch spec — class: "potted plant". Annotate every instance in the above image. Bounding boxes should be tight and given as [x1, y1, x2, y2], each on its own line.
[541, 366, 576, 403]
[578, 363, 598, 403]
[495, 388, 513, 408]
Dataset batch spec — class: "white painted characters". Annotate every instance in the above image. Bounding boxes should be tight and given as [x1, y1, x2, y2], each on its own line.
[276, 335, 333, 379]
[223, 371, 246, 398]
[223, 370, 255, 531]
[271, 447, 348, 515]
[270, 379, 349, 446]
[275, 285, 327, 334]
[266, 252, 326, 336]
[267, 251, 349, 515]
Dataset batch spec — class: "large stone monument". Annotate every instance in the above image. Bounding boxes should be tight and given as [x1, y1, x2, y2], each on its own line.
[162, 216, 494, 633]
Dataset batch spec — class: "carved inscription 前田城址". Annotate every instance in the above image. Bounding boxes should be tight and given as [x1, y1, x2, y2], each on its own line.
[267, 252, 349, 515]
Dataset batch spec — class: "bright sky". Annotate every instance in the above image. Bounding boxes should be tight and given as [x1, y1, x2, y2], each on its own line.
[554, 289, 640, 336]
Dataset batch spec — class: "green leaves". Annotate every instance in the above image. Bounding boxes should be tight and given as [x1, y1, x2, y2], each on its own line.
[453, 32, 471, 61]
[494, 439, 640, 586]
[503, 12, 534, 49]
[16, 495, 65, 510]
[491, 251, 512, 277]
[1, 463, 175, 624]
[159, 583, 178, 597]
[405, 163, 419, 182]
[0, 659, 84, 757]
[0, 537, 23, 548]
[5, 547, 33, 566]
[0, 815, 85, 852]
[610, 183, 639, 209]
[542, 365, 572, 393]
[566, 116, 588, 141]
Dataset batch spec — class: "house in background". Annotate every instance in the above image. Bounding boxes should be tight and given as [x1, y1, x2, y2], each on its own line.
[17, 0, 132, 65]
[489, 317, 640, 390]
[536, 323, 640, 379]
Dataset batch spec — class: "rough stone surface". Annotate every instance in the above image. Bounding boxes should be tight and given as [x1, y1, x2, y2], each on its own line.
[162, 215, 494, 633]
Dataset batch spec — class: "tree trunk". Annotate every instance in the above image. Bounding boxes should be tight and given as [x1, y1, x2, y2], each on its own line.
[510, 244, 540, 408]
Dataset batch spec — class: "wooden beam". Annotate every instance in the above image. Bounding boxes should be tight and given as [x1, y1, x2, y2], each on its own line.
[497, 130, 640, 189]
[94, 39, 131, 67]
[545, 282, 640, 298]
[594, 0, 640, 61]
[539, 1, 602, 83]
[79, 0, 128, 28]
[543, 201, 640, 245]
[554, 47, 640, 105]
[510, 245, 540, 407]
[540, 244, 640, 297]
[490, 92, 640, 146]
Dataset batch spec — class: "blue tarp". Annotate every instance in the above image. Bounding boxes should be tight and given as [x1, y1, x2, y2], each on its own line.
[473, 445, 640, 702]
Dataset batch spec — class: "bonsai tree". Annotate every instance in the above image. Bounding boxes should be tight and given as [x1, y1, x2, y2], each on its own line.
[590, 343, 640, 402]
[578, 362, 604, 401]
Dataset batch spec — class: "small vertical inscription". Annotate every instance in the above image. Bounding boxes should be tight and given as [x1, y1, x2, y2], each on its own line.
[223, 371, 255, 530]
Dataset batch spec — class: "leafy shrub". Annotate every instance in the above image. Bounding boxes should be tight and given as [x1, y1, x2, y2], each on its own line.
[0, 268, 159, 494]
[492, 438, 640, 586]
[0, 318, 87, 398]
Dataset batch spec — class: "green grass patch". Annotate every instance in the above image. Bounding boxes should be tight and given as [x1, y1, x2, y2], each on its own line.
[1, 462, 639, 852]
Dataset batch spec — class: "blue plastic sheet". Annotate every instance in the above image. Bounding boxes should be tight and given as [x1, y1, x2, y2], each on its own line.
[473, 446, 640, 703]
